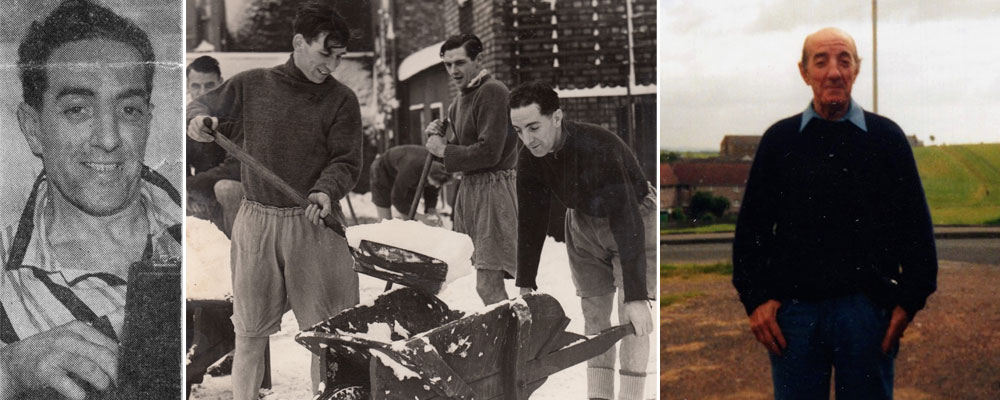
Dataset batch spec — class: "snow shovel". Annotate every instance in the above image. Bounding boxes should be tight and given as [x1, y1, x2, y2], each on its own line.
[204, 119, 447, 295]
[204, 118, 347, 238]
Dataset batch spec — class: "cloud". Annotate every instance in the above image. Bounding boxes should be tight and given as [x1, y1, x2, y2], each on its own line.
[749, 0, 1000, 33]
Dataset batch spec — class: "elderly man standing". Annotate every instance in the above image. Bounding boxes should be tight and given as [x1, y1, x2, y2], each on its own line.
[0, 0, 181, 399]
[424, 34, 518, 305]
[510, 81, 655, 400]
[733, 27, 937, 399]
[187, 2, 362, 398]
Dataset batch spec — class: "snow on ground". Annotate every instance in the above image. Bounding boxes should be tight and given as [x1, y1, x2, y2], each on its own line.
[187, 192, 656, 399]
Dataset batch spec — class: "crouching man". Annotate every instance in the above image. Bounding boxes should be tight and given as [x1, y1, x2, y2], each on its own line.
[511, 82, 655, 400]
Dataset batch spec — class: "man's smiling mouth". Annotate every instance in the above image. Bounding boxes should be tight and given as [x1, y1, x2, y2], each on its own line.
[82, 161, 122, 172]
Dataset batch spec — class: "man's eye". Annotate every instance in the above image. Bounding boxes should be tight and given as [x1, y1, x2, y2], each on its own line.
[204, 83, 216, 90]
[190, 84, 201, 90]
[64, 106, 87, 115]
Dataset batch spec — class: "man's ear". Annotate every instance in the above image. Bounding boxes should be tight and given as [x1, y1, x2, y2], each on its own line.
[798, 61, 809, 84]
[17, 103, 44, 157]
[292, 33, 305, 51]
[553, 109, 563, 127]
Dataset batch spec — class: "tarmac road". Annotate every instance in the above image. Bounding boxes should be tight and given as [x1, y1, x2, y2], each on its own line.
[661, 237, 1000, 265]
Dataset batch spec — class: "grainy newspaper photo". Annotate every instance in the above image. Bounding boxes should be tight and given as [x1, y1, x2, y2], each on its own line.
[184, 0, 657, 399]
[0, 0, 183, 399]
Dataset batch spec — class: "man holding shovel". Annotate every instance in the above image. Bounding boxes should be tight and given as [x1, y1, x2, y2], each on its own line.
[424, 34, 519, 306]
[186, 2, 362, 398]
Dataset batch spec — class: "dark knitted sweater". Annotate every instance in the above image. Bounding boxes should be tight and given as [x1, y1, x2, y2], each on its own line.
[732, 112, 937, 318]
[517, 120, 651, 302]
[442, 74, 518, 174]
[187, 55, 362, 207]
[371, 145, 440, 214]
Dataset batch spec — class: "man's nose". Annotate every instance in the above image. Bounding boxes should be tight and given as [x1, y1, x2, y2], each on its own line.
[90, 108, 122, 151]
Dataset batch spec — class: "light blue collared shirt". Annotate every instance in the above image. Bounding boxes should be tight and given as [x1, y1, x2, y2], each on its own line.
[799, 99, 867, 132]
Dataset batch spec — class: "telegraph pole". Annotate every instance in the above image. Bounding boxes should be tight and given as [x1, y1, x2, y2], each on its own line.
[872, 0, 878, 113]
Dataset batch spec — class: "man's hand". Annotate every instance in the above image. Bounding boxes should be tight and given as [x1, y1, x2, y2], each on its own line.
[518, 287, 534, 296]
[622, 300, 653, 336]
[305, 192, 332, 226]
[187, 116, 217, 142]
[749, 299, 786, 355]
[881, 306, 909, 354]
[423, 119, 445, 139]
[0, 321, 118, 400]
[426, 135, 447, 158]
[415, 213, 442, 227]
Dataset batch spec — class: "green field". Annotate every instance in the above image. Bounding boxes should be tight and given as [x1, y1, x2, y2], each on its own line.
[913, 143, 1000, 225]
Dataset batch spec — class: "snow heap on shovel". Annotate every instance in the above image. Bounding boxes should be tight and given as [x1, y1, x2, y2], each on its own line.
[346, 219, 474, 286]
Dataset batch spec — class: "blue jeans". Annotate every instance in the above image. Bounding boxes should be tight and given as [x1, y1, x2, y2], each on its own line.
[770, 294, 896, 400]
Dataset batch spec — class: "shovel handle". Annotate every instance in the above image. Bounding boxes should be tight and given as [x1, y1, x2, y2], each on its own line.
[204, 118, 346, 237]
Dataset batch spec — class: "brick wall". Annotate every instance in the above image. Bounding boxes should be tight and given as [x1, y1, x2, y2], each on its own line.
[393, 0, 447, 61]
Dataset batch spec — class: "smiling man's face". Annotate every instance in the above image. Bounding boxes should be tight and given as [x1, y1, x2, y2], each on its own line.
[19, 39, 152, 216]
[293, 32, 347, 84]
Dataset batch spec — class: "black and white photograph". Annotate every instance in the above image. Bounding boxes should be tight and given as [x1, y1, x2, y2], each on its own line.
[183, 0, 658, 399]
[0, 0, 184, 399]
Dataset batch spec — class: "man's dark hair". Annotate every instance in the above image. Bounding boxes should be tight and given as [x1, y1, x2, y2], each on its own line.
[187, 55, 221, 78]
[440, 34, 484, 59]
[293, 1, 350, 47]
[18, 0, 155, 110]
[510, 81, 560, 116]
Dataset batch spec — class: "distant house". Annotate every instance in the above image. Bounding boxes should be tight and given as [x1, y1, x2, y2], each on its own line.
[720, 135, 761, 160]
[659, 163, 680, 210]
[661, 161, 752, 213]
[906, 135, 924, 147]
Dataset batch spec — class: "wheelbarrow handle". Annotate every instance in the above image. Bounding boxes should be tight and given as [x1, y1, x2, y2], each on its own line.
[204, 118, 346, 238]
[524, 324, 635, 383]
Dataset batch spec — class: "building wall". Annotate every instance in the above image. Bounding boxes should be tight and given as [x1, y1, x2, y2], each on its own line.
[400, 64, 451, 145]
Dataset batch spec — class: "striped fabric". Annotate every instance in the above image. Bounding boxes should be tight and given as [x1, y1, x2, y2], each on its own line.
[0, 170, 181, 346]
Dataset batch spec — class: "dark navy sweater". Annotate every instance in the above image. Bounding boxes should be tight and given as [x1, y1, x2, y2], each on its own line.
[732, 112, 937, 318]
[517, 120, 651, 302]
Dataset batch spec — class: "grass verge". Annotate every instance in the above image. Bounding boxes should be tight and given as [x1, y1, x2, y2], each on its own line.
[660, 291, 702, 308]
[661, 262, 734, 279]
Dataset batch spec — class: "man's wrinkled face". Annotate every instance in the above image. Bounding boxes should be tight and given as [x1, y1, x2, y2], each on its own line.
[294, 32, 347, 84]
[442, 46, 482, 89]
[18, 39, 152, 216]
[511, 104, 562, 157]
[799, 31, 859, 112]
[187, 70, 221, 101]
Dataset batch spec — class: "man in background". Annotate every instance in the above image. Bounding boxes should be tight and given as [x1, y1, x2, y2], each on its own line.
[185, 55, 243, 237]
[370, 144, 451, 224]
[424, 33, 519, 305]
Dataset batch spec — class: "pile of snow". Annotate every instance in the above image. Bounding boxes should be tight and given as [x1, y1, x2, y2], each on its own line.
[346, 219, 473, 285]
[185, 217, 233, 300]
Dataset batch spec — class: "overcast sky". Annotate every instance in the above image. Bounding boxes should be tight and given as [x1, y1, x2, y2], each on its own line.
[659, 0, 1000, 150]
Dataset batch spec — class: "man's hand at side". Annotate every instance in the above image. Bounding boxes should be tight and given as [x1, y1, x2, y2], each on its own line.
[881, 306, 909, 354]
[0, 321, 118, 400]
[750, 299, 786, 355]
[305, 191, 332, 226]
[187, 116, 217, 143]
[622, 300, 653, 336]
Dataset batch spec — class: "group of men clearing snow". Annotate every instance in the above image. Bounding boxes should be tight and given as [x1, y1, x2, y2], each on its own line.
[186, 3, 654, 399]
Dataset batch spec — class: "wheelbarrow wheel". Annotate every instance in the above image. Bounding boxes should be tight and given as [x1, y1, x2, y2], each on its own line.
[317, 385, 368, 400]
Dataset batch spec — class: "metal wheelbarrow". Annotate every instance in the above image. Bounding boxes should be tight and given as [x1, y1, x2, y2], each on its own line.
[297, 285, 633, 399]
